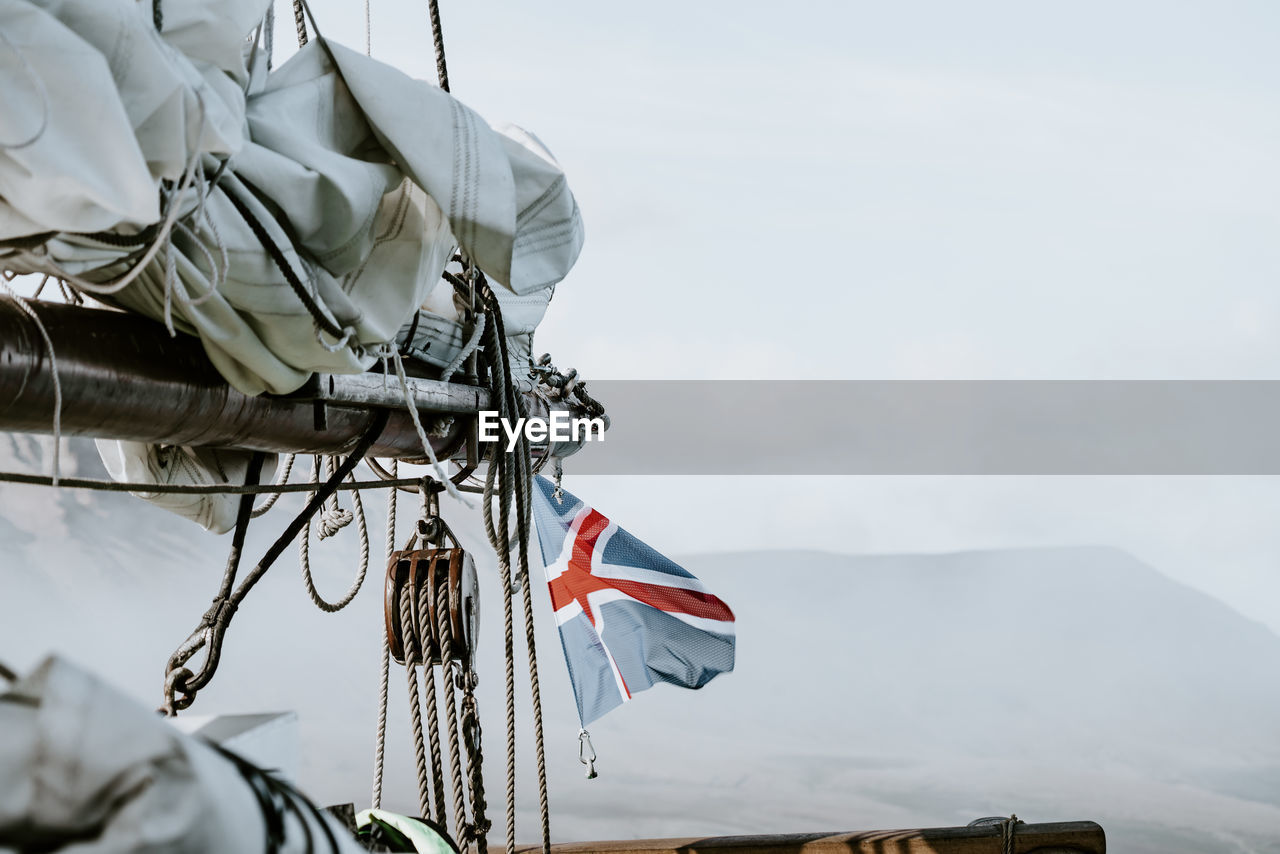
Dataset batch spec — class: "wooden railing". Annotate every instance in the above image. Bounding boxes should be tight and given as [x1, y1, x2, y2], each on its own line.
[515, 820, 1105, 854]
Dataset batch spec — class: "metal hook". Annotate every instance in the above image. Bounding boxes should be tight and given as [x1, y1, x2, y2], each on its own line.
[578, 728, 598, 779]
[552, 458, 564, 504]
[419, 478, 441, 517]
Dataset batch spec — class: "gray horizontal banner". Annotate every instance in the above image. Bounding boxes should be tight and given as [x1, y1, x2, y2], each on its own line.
[555, 381, 1280, 474]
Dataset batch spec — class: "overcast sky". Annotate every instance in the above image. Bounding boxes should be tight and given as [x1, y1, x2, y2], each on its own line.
[270, 1, 1280, 633]
[11, 3, 1279, 627]
[4, 3, 1279, 848]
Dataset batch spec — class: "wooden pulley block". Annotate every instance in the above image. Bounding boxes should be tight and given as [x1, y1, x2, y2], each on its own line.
[384, 547, 479, 670]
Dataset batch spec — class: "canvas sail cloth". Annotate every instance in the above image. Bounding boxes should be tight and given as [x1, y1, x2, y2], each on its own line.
[0, 0, 581, 395]
[0, 656, 367, 852]
[0, 0, 582, 529]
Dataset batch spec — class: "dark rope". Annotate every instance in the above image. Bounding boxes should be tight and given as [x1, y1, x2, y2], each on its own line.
[221, 184, 348, 341]
[209, 742, 343, 854]
[72, 222, 161, 248]
[0, 470, 434, 495]
[162, 411, 389, 713]
[292, 0, 309, 47]
[426, 0, 450, 92]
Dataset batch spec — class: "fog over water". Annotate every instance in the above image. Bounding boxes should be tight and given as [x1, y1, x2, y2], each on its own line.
[2, 438, 1278, 853]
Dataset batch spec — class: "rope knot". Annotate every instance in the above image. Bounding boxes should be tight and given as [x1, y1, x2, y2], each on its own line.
[317, 506, 353, 539]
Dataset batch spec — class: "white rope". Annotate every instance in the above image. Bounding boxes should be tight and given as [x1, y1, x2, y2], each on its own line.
[16, 89, 210, 298]
[371, 459, 395, 809]
[439, 311, 485, 383]
[251, 453, 296, 517]
[387, 347, 471, 507]
[298, 456, 370, 612]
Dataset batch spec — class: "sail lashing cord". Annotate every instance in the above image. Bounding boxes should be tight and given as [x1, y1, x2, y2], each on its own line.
[211, 742, 344, 854]
[221, 184, 358, 350]
[161, 411, 389, 714]
[17, 89, 211, 300]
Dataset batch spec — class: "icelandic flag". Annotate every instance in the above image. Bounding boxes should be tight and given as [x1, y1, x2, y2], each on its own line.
[531, 476, 735, 726]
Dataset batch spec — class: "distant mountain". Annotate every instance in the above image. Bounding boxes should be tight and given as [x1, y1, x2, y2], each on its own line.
[1, 441, 1277, 853]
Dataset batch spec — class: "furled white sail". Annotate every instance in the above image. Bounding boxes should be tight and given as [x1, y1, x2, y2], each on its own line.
[0, 0, 581, 395]
[0, 656, 368, 852]
[0, 0, 584, 529]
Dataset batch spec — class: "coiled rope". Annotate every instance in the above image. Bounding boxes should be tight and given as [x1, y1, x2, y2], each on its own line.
[298, 455, 370, 612]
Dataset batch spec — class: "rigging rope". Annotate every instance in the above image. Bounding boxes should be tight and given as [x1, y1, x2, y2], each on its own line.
[435, 581, 469, 842]
[222, 184, 354, 346]
[252, 453, 297, 517]
[161, 412, 388, 713]
[417, 596, 449, 830]
[0, 0, 564, 844]
[371, 459, 396, 810]
[401, 582, 436, 821]
[292, 0, 309, 47]
[387, 346, 470, 506]
[0, 470, 434, 495]
[475, 276, 550, 854]
[298, 456, 370, 612]
[1001, 815, 1022, 854]
[426, 0, 450, 92]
